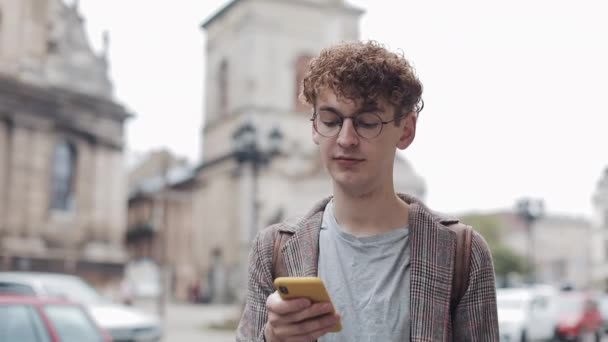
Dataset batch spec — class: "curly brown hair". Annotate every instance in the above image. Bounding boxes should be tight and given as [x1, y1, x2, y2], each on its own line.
[300, 41, 423, 122]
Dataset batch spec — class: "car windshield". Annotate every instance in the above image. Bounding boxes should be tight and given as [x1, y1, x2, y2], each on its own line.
[556, 295, 584, 314]
[43, 305, 103, 342]
[42, 277, 105, 305]
[0, 304, 51, 342]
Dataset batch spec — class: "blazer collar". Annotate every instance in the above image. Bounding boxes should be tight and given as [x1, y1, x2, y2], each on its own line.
[277, 193, 458, 275]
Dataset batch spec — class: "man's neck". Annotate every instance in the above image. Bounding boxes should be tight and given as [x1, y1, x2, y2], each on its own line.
[332, 185, 410, 237]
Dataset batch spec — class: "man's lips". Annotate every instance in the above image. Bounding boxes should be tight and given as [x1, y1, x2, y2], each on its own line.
[333, 157, 364, 161]
[333, 157, 365, 165]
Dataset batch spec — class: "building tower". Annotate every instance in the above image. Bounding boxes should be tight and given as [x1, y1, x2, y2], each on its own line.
[196, 0, 426, 301]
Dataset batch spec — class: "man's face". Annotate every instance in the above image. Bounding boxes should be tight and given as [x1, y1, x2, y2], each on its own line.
[312, 88, 416, 194]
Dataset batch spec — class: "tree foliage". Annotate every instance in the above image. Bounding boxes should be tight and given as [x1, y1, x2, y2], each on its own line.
[460, 214, 528, 281]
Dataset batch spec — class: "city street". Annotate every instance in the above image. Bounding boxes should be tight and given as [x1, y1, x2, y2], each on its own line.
[133, 300, 238, 342]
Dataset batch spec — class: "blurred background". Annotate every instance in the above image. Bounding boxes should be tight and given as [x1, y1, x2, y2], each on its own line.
[0, 0, 607, 341]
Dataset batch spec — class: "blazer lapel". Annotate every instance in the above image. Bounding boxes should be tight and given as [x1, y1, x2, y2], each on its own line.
[407, 197, 456, 341]
[278, 198, 329, 277]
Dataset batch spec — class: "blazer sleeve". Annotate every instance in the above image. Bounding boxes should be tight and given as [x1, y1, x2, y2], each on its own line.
[452, 230, 500, 341]
[236, 226, 278, 342]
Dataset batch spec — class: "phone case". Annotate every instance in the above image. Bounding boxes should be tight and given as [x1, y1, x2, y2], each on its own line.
[273, 277, 342, 332]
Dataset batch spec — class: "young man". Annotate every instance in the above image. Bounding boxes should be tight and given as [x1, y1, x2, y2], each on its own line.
[237, 41, 499, 341]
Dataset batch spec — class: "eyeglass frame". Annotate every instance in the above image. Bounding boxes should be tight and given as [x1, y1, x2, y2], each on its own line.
[309, 99, 423, 139]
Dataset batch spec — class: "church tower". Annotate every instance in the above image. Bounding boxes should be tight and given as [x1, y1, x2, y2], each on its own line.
[196, 0, 425, 302]
[197, 0, 364, 301]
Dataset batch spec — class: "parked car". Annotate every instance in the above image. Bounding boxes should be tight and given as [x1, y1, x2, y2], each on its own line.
[0, 272, 162, 342]
[554, 291, 603, 341]
[497, 285, 559, 341]
[0, 294, 112, 342]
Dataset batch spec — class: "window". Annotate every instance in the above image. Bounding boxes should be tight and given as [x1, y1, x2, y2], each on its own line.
[294, 55, 313, 113]
[218, 59, 229, 115]
[43, 305, 103, 342]
[0, 304, 51, 342]
[50, 141, 77, 211]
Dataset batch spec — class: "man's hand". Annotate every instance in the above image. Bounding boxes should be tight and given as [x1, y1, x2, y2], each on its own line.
[264, 291, 340, 342]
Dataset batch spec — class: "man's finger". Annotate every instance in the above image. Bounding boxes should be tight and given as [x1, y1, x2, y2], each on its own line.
[272, 313, 340, 339]
[269, 302, 334, 326]
[266, 291, 312, 315]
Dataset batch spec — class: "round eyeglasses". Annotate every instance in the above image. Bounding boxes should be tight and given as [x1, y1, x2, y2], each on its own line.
[311, 111, 398, 139]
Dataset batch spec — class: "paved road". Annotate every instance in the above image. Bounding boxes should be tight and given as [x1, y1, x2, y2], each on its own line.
[133, 300, 238, 342]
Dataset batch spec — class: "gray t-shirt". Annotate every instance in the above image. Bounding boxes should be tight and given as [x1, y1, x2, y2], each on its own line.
[318, 200, 411, 342]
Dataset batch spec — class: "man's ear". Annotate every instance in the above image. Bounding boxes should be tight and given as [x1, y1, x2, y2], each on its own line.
[396, 112, 416, 150]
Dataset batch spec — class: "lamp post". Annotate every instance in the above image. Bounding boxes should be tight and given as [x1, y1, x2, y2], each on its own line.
[232, 121, 283, 301]
[516, 198, 544, 284]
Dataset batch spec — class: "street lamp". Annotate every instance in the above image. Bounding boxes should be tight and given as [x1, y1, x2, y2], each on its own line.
[232, 121, 283, 300]
[516, 198, 544, 284]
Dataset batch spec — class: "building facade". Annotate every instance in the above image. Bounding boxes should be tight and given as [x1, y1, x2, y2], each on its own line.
[467, 210, 592, 289]
[126, 150, 198, 301]
[0, 0, 130, 287]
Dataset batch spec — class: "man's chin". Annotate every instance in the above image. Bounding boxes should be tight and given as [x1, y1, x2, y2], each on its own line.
[331, 174, 370, 192]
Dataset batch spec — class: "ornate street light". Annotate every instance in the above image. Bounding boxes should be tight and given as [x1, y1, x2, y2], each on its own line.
[232, 121, 283, 301]
[516, 198, 544, 283]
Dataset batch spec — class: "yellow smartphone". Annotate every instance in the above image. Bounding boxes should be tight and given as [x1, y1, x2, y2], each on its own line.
[274, 277, 342, 332]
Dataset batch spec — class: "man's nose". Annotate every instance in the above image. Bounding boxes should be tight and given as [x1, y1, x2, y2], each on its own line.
[337, 118, 359, 147]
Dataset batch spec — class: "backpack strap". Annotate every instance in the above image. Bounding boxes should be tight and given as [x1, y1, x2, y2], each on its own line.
[272, 232, 289, 279]
[446, 222, 473, 314]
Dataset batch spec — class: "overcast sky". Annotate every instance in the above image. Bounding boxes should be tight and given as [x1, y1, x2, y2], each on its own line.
[77, 0, 608, 218]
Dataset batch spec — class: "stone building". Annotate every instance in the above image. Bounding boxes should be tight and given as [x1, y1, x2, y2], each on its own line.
[465, 210, 592, 289]
[126, 150, 198, 300]
[590, 167, 608, 290]
[0, 0, 130, 286]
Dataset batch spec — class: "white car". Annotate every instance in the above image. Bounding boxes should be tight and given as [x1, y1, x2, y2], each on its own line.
[497, 286, 559, 342]
[0, 271, 162, 342]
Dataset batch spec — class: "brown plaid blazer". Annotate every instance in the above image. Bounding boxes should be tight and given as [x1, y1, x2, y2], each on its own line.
[236, 194, 499, 341]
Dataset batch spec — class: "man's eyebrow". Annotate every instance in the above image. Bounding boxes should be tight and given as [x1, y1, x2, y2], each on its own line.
[317, 104, 383, 116]
[317, 105, 343, 115]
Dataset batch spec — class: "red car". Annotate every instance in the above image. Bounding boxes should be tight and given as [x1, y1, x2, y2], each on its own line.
[0, 295, 113, 342]
[554, 292, 603, 341]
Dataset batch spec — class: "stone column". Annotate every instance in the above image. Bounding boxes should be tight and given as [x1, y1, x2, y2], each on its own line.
[90, 144, 107, 243]
[75, 139, 94, 242]
[0, 120, 8, 233]
[25, 128, 51, 237]
[5, 124, 30, 236]
[107, 149, 127, 247]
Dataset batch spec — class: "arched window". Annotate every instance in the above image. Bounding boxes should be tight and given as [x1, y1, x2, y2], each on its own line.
[294, 55, 313, 113]
[50, 141, 77, 211]
[218, 59, 229, 116]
